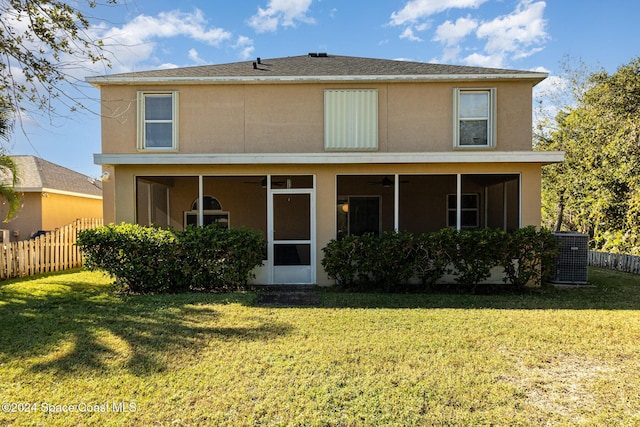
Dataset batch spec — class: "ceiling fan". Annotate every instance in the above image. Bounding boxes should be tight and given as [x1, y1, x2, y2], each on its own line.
[243, 177, 285, 187]
[367, 176, 408, 187]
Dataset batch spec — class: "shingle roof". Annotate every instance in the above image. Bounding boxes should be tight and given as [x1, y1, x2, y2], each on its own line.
[4, 156, 102, 197]
[87, 54, 546, 84]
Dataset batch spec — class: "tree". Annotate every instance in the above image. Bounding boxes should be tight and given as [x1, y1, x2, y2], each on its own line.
[0, 110, 21, 221]
[0, 0, 115, 120]
[537, 57, 640, 254]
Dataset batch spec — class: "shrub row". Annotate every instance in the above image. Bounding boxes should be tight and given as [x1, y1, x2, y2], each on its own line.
[321, 227, 559, 292]
[77, 223, 265, 294]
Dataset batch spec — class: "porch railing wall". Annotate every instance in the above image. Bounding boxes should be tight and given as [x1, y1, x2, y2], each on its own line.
[0, 218, 103, 280]
[588, 251, 640, 275]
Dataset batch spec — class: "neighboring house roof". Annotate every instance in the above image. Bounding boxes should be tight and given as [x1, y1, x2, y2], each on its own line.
[4, 155, 102, 198]
[87, 54, 547, 85]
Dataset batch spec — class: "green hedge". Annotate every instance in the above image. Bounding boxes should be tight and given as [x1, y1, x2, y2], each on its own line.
[77, 223, 265, 294]
[321, 227, 558, 292]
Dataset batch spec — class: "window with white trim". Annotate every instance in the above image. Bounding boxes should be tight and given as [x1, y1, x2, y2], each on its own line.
[138, 91, 178, 150]
[184, 196, 229, 228]
[324, 89, 378, 151]
[454, 88, 496, 148]
[447, 193, 479, 228]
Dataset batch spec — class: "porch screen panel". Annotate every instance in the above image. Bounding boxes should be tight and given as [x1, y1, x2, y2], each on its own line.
[325, 89, 378, 151]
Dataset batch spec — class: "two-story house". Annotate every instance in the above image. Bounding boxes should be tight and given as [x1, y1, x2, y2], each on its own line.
[87, 54, 563, 286]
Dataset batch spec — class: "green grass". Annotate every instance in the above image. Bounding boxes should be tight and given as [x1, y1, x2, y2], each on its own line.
[1, 268, 639, 426]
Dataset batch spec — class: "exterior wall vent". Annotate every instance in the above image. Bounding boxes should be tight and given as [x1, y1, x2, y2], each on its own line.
[550, 232, 589, 285]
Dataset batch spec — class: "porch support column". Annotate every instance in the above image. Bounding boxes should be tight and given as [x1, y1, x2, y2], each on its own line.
[503, 182, 508, 232]
[484, 186, 489, 228]
[198, 175, 204, 227]
[394, 173, 399, 232]
[456, 174, 462, 230]
[266, 175, 273, 284]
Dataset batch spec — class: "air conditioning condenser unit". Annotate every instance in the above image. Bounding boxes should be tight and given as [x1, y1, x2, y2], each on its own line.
[550, 232, 589, 285]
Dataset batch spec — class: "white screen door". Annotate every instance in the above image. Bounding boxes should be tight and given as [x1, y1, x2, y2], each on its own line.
[269, 190, 314, 284]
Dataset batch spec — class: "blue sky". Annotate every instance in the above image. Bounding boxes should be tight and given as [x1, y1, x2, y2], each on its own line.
[8, 0, 640, 178]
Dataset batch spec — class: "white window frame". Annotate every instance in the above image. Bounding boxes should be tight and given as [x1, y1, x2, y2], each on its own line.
[184, 195, 229, 228]
[447, 193, 480, 228]
[324, 89, 378, 151]
[453, 88, 496, 149]
[184, 211, 230, 228]
[137, 91, 179, 151]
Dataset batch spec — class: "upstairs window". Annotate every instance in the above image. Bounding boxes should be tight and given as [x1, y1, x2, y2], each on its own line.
[138, 91, 179, 150]
[454, 88, 496, 148]
[325, 89, 378, 151]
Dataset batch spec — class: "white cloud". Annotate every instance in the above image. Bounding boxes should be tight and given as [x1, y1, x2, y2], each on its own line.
[104, 9, 231, 47]
[534, 74, 567, 106]
[389, 0, 488, 26]
[433, 16, 478, 46]
[400, 27, 423, 42]
[426, 0, 548, 68]
[188, 48, 206, 65]
[476, 1, 547, 59]
[533, 70, 570, 126]
[234, 36, 255, 60]
[462, 52, 504, 68]
[439, 45, 462, 63]
[248, 0, 315, 33]
[157, 63, 180, 70]
[96, 9, 232, 72]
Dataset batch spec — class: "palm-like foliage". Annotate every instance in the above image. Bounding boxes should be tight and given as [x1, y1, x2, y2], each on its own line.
[0, 112, 21, 221]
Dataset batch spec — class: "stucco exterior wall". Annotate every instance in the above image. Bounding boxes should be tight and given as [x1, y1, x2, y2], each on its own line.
[99, 81, 534, 155]
[102, 166, 116, 224]
[41, 193, 103, 231]
[0, 192, 102, 241]
[0, 193, 43, 241]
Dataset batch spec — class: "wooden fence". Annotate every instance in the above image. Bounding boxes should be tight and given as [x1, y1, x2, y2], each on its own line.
[0, 218, 103, 280]
[588, 251, 640, 275]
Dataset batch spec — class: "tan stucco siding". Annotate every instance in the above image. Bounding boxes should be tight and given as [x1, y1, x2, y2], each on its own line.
[0, 193, 42, 241]
[183, 86, 246, 153]
[100, 86, 137, 154]
[100, 81, 535, 155]
[0, 192, 102, 241]
[244, 85, 325, 152]
[387, 84, 450, 152]
[41, 193, 103, 231]
[102, 166, 116, 224]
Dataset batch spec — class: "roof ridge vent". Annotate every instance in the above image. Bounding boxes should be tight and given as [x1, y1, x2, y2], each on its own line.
[308, 52, 328, 58]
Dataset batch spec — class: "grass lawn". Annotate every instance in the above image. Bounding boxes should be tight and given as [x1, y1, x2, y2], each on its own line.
[1, 269, 639, 426]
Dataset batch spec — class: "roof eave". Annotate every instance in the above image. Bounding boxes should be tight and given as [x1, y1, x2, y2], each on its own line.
[94, 151, 564, 166]
[15, 187, 103, 199]
[86, 73, 548, 87]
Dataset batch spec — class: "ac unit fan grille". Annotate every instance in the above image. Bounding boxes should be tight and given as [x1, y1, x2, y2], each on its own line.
[551, 233, 588, 284]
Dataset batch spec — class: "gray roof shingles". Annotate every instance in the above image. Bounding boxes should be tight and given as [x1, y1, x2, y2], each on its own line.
[88, 54, 545, 81]
[7, 156, 102, 197]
